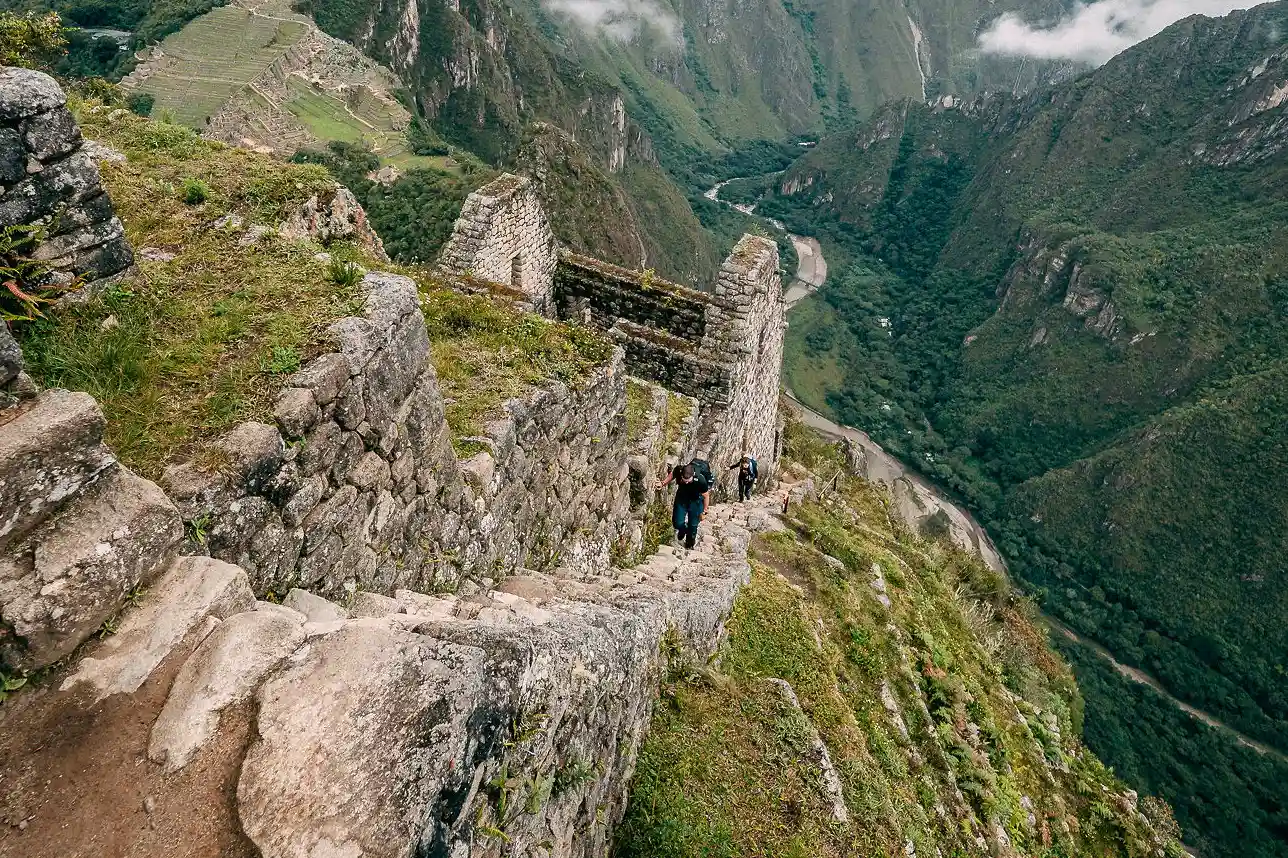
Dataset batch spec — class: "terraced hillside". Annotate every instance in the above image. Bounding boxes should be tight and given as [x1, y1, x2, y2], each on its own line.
[122, 0, 429, 166]
[125, 4, 307, 128]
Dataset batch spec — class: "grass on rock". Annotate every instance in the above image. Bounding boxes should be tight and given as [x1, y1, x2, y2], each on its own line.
[18, 105, 367, 478]
[624, 378, 652, 444]
[420, 284, 613, 447]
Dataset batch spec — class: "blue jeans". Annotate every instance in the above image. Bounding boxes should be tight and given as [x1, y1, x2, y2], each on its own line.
[672, 498, 704, 549]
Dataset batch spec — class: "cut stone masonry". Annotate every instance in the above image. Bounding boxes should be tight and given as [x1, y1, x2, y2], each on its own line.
[438, 173, 787, 495]
[0, 67, 133, 289]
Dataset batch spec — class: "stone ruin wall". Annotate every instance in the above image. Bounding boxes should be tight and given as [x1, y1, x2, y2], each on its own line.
[0, 81, 805, 858]
[438, 174, 559, 314]
[160, 271, 634, 607]
[0, 67, 134, 292]
[440, 173, 787, 498]
[705, 233, 787, 483]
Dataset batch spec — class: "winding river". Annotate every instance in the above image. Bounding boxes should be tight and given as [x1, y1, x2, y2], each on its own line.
[705, 177, 1285, 763]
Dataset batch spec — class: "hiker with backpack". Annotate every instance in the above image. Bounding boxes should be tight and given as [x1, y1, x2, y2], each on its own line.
[657, 458, 712, 550]
[729, 455, 758, 502]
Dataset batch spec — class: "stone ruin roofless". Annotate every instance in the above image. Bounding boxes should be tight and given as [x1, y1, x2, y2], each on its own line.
[437, 173, 787, 487]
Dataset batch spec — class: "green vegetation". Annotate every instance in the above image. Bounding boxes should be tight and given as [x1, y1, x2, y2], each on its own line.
[1062, 640, 1288, 857]
[618, 428, 1181, 857]
[128, 4, 307, 128]
[771, 5, 1288, 855]
[0, 8, 65, 69]
[421, 284, 613, 442]
[292, 141, 492, 265]
[624, 378, 652, 444]
[15, 105, 360, 477]
[0, 224, 64, 322]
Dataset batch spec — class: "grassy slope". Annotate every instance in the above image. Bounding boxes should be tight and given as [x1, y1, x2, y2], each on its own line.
[20, 105, 357, 477]
[17, 104, 611, 477]
[617, 421, 1182, 858]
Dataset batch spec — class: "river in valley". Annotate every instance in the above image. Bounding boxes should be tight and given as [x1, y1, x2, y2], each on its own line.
[704, 177, 1284, 762]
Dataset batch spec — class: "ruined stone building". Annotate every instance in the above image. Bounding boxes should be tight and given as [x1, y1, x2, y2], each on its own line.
[438, 173, 787, 490]
[0, 69, 792, 858]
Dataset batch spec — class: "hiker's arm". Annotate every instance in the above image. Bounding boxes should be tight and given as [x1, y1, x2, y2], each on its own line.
[657, 471, 674, 489]
[700, 490, 710, 518]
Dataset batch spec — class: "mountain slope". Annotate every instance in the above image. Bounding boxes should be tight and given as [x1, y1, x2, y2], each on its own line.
[765, 6, 1288, 854]
[617, 422, 1183, 858]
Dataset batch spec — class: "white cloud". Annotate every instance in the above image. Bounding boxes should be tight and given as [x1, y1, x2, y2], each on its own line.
[979, 0, 1252, 65]
[544, 0, 682, 44]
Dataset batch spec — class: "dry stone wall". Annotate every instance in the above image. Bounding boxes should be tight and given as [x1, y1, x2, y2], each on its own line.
[0, 66, 134, 289]
[438, 174, 559, 313]
[161, 271, 632, 602]
[437, 178, 787, 497]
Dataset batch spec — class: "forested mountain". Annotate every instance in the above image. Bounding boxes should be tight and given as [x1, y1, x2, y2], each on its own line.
[766, 5, 1288, 854]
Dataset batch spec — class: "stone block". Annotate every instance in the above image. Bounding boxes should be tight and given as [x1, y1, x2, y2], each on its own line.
[0, 469, 182, 671]
[61, 555, 257, 701]
[286, 353, 350, 405]
[237, 623, 485, 858]
[149, 606, 307, 772]
[215, 421, 284, 494]
[0, 126, 24, 183]
[48, 191, 115, 236]
[273, 387, 320, 439]
[350, 591, 402, 617]
[22, 105, 81, 161]
[282, 588, 349, 623]
[0, 68, 65, 122]
[348, 451, 391, 491]
[0, 150, 102, 226]
[298, 420, 343, 476]
[0, 389, 117, 552]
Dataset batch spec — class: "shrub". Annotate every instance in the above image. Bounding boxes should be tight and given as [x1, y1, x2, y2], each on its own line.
[127, 92, 155, 117]
[328, 258, 363, 289]
[179, 177, 210, 205]
[0, 11, 67, 70]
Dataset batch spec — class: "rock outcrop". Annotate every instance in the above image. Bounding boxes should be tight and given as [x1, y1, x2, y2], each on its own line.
[0, 66, 133, 289]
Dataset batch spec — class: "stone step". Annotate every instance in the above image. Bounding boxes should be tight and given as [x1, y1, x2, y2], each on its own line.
[1, 467, 183, 671]
[61, 555, 257, 701]
[0, 388, 117, 553]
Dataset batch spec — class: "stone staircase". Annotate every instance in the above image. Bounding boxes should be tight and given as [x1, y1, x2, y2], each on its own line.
[3, 429, 809, 856]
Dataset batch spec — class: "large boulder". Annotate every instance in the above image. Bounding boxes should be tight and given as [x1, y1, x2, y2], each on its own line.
[61, 555, 256, 700]
[237, 620, 487, 858]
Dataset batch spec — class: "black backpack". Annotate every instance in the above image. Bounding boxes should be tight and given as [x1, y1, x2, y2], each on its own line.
[690, 458, 713, 490]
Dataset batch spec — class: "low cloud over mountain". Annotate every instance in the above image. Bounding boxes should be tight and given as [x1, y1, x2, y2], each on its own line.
[979, 0, 1252, 64]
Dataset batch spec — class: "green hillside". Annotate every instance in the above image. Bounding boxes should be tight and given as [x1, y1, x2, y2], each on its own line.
[618, 423, 1183, 858]
[763, 4, 1288, 855]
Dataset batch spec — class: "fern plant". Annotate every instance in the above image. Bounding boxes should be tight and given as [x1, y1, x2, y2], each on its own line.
[0, 223, 64, 324]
